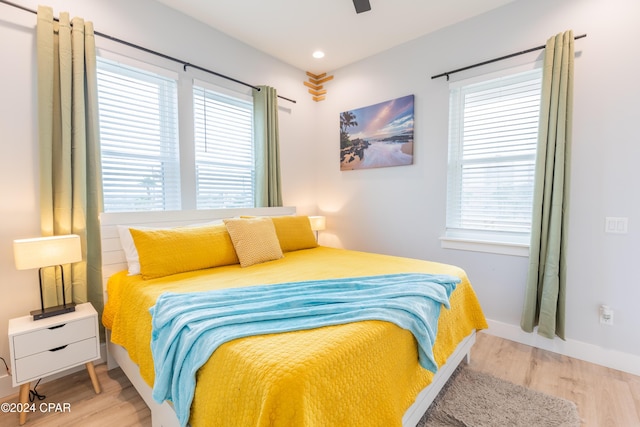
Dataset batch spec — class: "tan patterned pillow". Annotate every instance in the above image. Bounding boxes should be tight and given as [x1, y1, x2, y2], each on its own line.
[223, 217, 284, 267]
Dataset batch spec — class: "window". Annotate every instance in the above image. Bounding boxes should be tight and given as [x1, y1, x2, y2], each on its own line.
[97, 57, 180, 212]
[193, 84, 254, 209]
[444, 67, 542, 254]
[96, 56, 254, 212]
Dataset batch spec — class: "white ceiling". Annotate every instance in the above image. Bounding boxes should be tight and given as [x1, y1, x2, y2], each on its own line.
[152, 0, 516, 74]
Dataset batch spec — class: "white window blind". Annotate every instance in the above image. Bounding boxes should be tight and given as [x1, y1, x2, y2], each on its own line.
[193, 85, 254, 209]
[97, 57, 180, 212]
[446, 68, 542, 244]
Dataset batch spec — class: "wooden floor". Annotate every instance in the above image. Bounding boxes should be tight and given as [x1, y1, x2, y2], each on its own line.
[470, 333, 640, 427]
[1, 332, 638, 426]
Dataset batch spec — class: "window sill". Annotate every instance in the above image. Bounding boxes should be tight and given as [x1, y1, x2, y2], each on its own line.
[439, 236, 530, 257]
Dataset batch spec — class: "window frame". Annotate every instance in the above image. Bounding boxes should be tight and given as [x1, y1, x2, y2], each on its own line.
[441, 62, 543, 257]
[96, 54, 182, 212]
[95, 49, 256, 213]
[192, 79, 255, 209]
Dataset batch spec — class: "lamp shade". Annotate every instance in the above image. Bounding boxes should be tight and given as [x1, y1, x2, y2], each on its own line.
[13, 235, 82, 270]
[308, 216, 326, 232]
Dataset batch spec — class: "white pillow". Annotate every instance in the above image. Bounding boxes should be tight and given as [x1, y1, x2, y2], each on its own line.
[117, 220, 222, 276]
[117, 225, 144, 275]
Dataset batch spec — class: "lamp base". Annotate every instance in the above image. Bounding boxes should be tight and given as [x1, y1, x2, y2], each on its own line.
[31, 303, 76, 321]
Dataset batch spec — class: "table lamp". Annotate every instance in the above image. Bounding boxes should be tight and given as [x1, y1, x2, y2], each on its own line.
[308, 216, 326, 241]
[13, 234, 82, 320]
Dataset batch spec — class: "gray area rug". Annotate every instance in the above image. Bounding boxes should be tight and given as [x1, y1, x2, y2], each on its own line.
[418, 366, 582, 427]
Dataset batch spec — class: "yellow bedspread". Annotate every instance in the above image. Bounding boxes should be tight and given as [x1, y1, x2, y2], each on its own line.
[103, 246, 487, 427]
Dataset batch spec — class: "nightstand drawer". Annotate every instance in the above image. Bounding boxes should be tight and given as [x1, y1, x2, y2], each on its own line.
[14, 337, 99, 384]
[12, 316, 96, 359]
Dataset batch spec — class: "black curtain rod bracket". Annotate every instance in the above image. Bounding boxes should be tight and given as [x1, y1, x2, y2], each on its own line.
[1, 0, 295, 103]
[432, 33, 586, 81]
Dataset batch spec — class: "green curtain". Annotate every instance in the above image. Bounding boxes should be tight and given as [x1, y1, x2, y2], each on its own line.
[37, 6, 104, 314]
[521, 30, 574, 339]
[253, 85, 283, 207]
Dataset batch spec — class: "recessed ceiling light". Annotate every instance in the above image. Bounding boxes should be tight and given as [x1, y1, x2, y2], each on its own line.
[312, 50, 325, 59]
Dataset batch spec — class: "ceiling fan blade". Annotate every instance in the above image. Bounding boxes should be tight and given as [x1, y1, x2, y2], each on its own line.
[352, 0, 371, 14]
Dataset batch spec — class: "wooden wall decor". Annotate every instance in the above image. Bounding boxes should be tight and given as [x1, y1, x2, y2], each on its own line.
[304, 71, 334, 102]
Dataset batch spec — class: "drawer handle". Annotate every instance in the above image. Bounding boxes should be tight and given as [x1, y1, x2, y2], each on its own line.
[48, 324, 66, 330]
[49, 345, 68, 352]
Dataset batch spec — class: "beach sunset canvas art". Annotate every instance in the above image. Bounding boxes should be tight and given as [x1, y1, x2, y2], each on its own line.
[340, 95, 414, 170]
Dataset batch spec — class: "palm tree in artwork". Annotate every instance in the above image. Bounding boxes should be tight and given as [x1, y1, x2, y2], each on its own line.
[340, 111, 358, 133]
[340, 111, 358, 149]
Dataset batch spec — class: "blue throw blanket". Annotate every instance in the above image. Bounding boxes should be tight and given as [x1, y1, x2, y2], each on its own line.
[149, 273, 460, 426]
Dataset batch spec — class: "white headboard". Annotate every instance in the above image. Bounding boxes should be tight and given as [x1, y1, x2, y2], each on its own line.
[99, 207, 296, 296]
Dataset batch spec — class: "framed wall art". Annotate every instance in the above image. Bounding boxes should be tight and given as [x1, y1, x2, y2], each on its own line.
[340, 94, 414, 171]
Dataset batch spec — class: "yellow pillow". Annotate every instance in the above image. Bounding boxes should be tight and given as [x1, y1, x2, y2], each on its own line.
[271, 215, 318, 252]
[130, 223, 239, 279]
[223, 217, 284, 267]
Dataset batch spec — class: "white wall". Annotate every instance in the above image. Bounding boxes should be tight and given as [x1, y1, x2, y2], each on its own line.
[0, 0, 318, 397]
[316, 0, 640, 374]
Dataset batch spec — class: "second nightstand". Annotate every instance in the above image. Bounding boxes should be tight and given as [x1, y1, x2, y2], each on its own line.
[8, 302, 101, 425]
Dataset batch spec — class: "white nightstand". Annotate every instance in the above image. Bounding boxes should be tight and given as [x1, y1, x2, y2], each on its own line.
[8, 302, 101, 425]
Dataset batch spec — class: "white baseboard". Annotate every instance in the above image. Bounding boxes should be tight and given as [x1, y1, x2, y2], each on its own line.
[0, 342, 107, 400]
[484, 319, 640, 377]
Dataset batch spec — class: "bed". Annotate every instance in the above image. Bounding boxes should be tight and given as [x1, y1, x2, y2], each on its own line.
[99, 207, 487, 427]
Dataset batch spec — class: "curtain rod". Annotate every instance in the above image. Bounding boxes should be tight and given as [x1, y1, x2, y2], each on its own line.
[0, 0, 297, 103]
[431, 33, 586, 81]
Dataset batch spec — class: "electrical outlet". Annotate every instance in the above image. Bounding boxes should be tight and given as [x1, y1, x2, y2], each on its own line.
[599, 305, 614, 326]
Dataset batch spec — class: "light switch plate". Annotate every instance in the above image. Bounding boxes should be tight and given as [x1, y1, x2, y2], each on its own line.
[605, 217, 628, 234]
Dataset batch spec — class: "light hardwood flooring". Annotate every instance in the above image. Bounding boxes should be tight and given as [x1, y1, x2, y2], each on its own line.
[0, 363, 150, 427]
[469, 333, 640, 427]
[1, 332, 638, 426]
